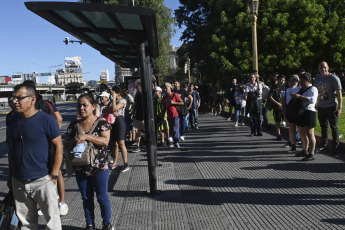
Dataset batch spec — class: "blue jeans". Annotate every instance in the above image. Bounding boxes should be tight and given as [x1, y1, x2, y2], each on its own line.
[235, 107, 245, 122]
[250, 99, 262, 133]
[76, 170, 111, 226]
[168, 116, 180, 144]
[179, 115, 188, 136]
[189, 108, 199, 127]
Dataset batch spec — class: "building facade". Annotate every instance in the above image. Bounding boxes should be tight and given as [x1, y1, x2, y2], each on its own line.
[55, 56, 83, 85]
[115, 63, 134, 83]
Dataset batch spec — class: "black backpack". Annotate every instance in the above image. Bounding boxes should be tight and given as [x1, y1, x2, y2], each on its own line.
[173, 93, 189, 117]
[286, 86, 312, 122]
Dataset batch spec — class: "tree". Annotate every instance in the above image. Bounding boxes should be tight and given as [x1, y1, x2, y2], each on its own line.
[176, 0, 345, 83]
[107, 0, 175, 82]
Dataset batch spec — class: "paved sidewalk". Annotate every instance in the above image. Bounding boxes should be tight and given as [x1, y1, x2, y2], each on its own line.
[38, 113, 345, 229]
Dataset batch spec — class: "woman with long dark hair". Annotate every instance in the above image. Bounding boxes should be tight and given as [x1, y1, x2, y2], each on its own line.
[65, 94, 114, 230]
[107, 86, 129, 172]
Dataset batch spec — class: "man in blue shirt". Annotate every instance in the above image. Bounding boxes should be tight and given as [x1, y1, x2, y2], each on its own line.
[8, 84, 63, 229]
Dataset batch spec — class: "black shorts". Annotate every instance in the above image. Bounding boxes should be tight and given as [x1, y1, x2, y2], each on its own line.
[111, 116, 126, 142]
[297, 110, 316, 128]
[273, 110, 283, 123]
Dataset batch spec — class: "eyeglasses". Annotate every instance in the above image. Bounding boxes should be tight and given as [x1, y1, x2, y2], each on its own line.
[10, 96, 31, 102]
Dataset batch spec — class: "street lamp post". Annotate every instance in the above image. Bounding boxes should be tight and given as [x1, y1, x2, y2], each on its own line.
[247, 0, 259, 72]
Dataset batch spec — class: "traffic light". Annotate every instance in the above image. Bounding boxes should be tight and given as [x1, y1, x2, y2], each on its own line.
[63, 37, 69, 45]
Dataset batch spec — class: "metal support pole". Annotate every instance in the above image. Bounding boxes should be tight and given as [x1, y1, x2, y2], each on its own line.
[188, 58, 191, 83]
[137, 42, 161, 195]
[251, 14, 258, 72]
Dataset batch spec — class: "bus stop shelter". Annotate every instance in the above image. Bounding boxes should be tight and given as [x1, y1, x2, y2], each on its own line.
[25, 1, 160, 194]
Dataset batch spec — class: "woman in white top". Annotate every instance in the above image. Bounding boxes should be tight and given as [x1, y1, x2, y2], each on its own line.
[290, 73, 318, 161]
[282, 75, 301, 153]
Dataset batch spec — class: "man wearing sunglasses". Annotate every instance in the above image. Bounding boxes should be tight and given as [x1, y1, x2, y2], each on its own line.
[7, 84, 63, 229]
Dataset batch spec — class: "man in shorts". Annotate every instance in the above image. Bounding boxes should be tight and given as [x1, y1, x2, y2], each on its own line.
[269, 75, 285, 141]
[153, 86, 170, 147]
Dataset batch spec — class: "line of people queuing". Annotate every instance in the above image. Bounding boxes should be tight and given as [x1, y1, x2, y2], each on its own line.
[224, 61, 342, 161]
[5, 79, 201, 229]
[6, 82, 135, 229]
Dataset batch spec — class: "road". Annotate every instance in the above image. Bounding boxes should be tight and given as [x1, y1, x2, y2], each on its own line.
[0, 102, 78, 199]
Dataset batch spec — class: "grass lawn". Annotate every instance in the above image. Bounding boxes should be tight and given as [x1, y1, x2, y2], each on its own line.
[225, 97, 345, 140]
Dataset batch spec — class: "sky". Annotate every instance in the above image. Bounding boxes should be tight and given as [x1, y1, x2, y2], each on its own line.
[0, 0, 183, 83]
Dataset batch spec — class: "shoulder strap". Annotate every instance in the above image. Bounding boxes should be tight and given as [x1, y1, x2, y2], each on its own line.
[76, 117, 101, 135]
[44, 100, 57, 119]
[298, 86, 312, 95]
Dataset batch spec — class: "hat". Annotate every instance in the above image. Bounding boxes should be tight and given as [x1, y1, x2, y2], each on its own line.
[99, 92, 110, 98]
[154, 86, 162, 91]
[165, 83, 172, 88]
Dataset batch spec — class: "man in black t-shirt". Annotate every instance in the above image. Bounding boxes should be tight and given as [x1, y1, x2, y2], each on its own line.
[268, 75, 285, 141]
[173, 81, 193, 141]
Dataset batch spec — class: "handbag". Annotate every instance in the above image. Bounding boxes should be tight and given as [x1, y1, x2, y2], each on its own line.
[69, 118, 101, 167]
[173, 93, 188, 117]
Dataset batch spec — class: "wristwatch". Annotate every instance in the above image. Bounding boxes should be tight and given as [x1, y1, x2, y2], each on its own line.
[50, 174, 58, 180]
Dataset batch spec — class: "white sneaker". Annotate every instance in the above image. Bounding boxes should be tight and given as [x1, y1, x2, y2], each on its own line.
[241, 123, 245, 126]
[168, 137, 173, 143]
[180, 136, 185, 141]
[59, 202, 69, 216]
[38, 208, 43, 216]
[234, 124, 238, 127]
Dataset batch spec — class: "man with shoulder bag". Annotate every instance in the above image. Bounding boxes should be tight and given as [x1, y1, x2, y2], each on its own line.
[8, 84, 63, 229]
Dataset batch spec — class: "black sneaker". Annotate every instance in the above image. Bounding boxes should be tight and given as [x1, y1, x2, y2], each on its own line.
[302, 153, 315, 161]
[86, 225, 95, 230]
[288, 146, 296, 153]
[316, 146, 327, 152]
[132, 147, 141, 153]
[331, 147, 340, 157]
[295, 150, 308, 157]
[257, 132, 263, 136]
[102, 224, 115, 230]
[283, 142, 291, 148]
[276, 135, 283, 141]
[249, 133, 255, 137]
[157, 142, 167, 147]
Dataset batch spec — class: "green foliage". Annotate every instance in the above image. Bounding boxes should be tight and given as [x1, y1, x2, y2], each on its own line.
[176, 0, 345, 83]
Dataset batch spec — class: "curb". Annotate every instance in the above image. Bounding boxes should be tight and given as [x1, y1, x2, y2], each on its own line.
[269, 122, 344, 152]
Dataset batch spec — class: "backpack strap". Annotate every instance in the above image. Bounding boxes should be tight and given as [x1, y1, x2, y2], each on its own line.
[44, 100, 57, 119]
[298, 86, 312, 95]
[76, 117, 101, 135]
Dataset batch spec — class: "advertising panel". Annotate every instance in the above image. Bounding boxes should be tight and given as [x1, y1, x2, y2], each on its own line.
[65, 56, 82, 68]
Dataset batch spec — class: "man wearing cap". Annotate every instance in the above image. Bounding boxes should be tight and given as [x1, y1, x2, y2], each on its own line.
[153, 86, 170, 147]
[314, 61, 342, 156]
[162, 83, 184, 149]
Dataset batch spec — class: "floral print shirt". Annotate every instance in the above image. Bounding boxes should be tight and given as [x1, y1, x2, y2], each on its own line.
[66, 118, 111, 176]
